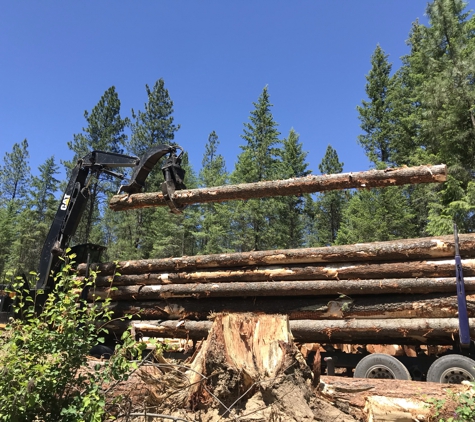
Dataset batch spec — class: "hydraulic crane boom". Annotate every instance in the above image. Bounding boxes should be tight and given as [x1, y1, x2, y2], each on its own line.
[36, 144, 186, 291]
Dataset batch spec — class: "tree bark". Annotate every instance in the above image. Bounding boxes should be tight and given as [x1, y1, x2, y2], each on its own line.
[77, 233, 475, 276]
[86, 258, 475, 291]
[104, 293, 475, 320]
[109, 164, 447, 211]
[319, 376, 467, 422]
[112, 318, 475, 345]
[89, 277, 475, 298]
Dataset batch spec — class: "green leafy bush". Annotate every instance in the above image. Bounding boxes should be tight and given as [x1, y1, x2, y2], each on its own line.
[428, 382, 475, 422]
[0, 255, 143, 421]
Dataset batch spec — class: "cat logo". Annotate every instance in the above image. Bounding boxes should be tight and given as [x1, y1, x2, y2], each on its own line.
[60, 194, 71, 211]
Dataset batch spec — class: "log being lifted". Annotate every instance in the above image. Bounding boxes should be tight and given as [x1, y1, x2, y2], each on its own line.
[109, 164, 447, 211]
[78, 233, 475, 276]
[105, 293, 475, 320]
[109, 317, 475, 345]
[87, 259, 475, 289]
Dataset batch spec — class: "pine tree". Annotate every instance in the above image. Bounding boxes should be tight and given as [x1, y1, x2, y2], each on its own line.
[0, 139, 31, 205]
[388, 21, 439, 237]
[113, 78, 185, 260]
[0, 140, 31, 278]
[21, 157, 61, 273]
[129, 78, 180, 157]
[196, 131, 231, 254]
[427, 176, 475, 234]
[419, 0, 475, 171]
[357, 45, 394, 166]
[1, 157, 60, 278]
[66, 87, 129, 245]
[68, 87, 128, 158]
[200, 131, 227, 188]
[231, 86, 282, 251]
[0, 205, 14, 279]
[389, 20, 427, 166]
[6, 207, 37, 277]
[30, 157, 60, 221]
[398, 0, 475, 234]
[336, 187, 415, 245]
[312, 145, 347, 246]
[278, 129, 311, 248]
[352, 44, 419, 243]
[150, 153, 199, 258]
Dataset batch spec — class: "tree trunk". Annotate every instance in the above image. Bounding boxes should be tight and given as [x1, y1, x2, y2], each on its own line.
[109, 164, 447, 211]
[104, 293, 475, 320]
[319, 375, 468, 422]
[86, 258, 475, 291]
[111, 317, 475, 345]
[77, 233, 475, 276]
[88, 277, 475, 300]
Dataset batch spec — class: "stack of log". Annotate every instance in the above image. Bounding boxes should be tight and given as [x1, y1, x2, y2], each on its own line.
[78, 163, 475, 346]
[78, 233, 475, 345]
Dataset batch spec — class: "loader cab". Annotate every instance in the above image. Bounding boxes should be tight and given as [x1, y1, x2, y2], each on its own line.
[68, 243, 107, 271]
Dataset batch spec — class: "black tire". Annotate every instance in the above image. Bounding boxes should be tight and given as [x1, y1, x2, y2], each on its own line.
[427, 355, 475, 384]
[354, 354, 411, 380]
[89, 344, 114, 359]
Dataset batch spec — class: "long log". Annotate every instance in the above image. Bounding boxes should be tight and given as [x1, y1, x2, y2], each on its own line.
[86, 259, 475, 289]
[105, 293, 475, 320]
[77, 234, 475, 276]
[110, 318, 475, 344]
[89, 277, 475, 299]
[109, 164, 447, 211]
[319, 376, 467, 422]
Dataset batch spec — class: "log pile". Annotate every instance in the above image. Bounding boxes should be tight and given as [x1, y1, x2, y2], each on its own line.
[95, 163, 469, 346]
[78, 233, 475, 345]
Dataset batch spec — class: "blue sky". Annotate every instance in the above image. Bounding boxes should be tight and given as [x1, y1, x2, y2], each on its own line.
[1, 1, 431, 183]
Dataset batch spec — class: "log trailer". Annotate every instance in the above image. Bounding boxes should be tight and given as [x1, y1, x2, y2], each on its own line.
[102, 232, 475, 384]
[0, 144, 186, 325]
[317, 223, 475, 384]
[93, 163, 475, 384]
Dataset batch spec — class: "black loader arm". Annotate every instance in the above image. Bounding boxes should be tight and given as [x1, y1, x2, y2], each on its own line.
[36, 145, 185, 291]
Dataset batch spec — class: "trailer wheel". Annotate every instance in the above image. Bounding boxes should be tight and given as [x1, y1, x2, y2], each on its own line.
[354, 354, 411, 380]
[427, 355, 475, 384]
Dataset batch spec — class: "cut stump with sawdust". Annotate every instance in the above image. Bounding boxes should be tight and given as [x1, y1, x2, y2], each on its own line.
[169, 312, 353, 421]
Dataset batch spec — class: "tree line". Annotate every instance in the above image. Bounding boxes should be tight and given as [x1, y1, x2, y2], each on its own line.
[1, 0, 474, 280]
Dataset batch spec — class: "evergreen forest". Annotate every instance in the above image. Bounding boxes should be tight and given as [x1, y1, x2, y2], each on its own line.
[1, 0, 475, 281]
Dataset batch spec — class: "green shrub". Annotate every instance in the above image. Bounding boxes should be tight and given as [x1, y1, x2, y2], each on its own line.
[0, 255, 143, 421]
[428, 382, 475, 422]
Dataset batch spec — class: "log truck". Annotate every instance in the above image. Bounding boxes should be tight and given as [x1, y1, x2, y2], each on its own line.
[322, 224, 475, 384]
[0, 144, 186, 325]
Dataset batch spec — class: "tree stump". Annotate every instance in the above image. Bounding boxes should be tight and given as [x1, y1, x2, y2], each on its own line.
[176, 313, 352, 421]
